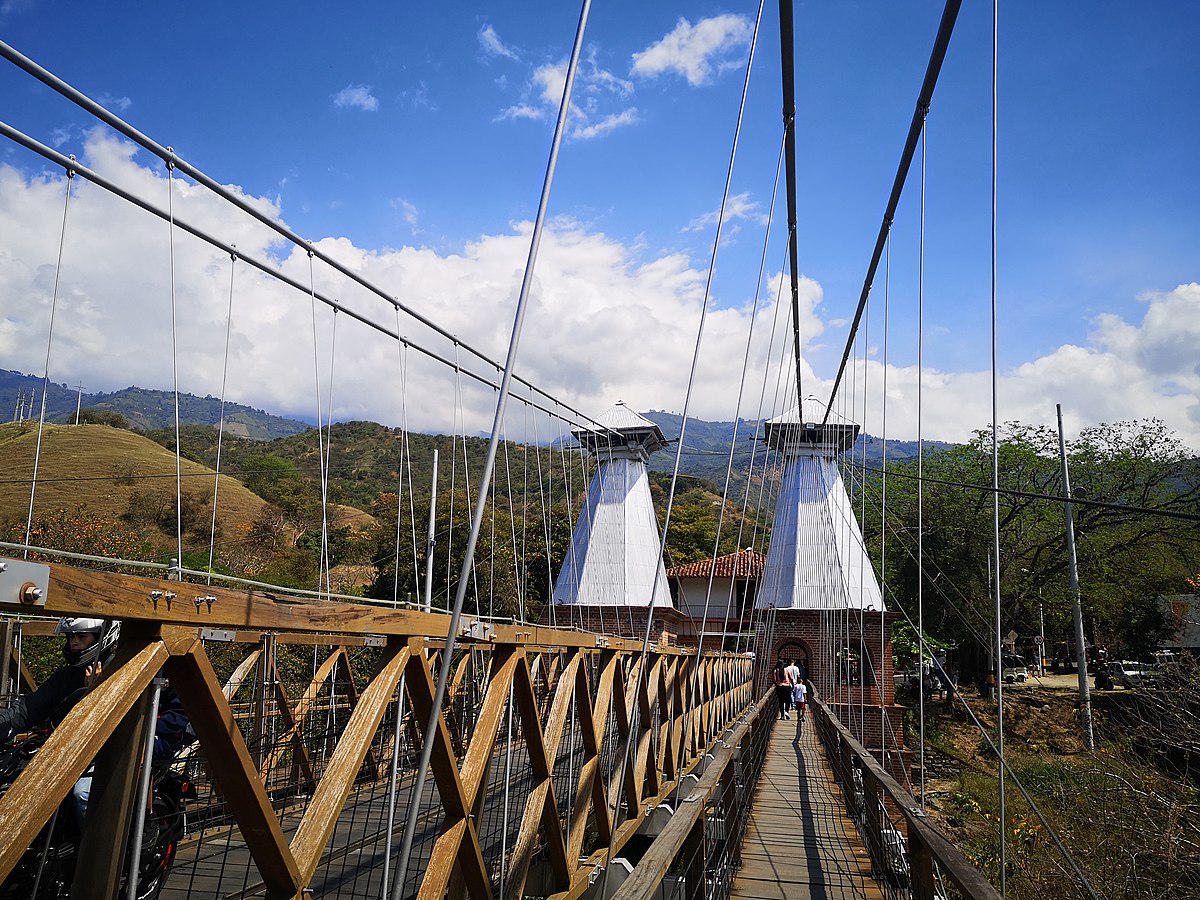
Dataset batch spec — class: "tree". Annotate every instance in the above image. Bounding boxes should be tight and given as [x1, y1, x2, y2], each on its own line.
[863, 419, 1200, 674]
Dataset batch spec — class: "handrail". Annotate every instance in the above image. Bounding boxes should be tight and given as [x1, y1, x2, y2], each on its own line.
[608, 690, 775, 899]
[810, 691, 1001, 900]
[0, 557, 757, 899]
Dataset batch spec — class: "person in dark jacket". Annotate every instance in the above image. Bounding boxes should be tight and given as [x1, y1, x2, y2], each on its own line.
[0, 617, 117, 736]
[0, 617, 191, 821]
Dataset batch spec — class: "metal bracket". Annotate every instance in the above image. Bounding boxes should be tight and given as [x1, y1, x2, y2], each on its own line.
[363, 634, 386, 648]
[458, 619, 496, 642]
[200, 628, 236, 643]
[0, 557, 50, 608]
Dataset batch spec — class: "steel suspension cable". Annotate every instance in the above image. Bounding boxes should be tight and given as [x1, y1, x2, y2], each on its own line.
[22, 162, 74, 556]
[990, 1, 1008, 892]
[167, 159, 185, 573]
[391, 2, 593, 892]
[880, 230, 891, 765]
[603, 0, 766, 883]
[820, 0, 963, 424]
[306, 252, 332, 599]
[0, 40, 622, 436]
[206, 252, 238, 584]
[776, 0, 806, 410]
[685, 124, 785, 782]
[917, 114, 928, 810]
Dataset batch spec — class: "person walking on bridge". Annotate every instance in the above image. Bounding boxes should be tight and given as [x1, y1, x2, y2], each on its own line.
[784, 659, 801, 714]
[775, 657, 796, 720]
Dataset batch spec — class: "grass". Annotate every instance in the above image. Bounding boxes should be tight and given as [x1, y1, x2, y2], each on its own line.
[0, 421, 268, 536]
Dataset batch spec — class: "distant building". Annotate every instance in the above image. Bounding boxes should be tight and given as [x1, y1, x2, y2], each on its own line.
[667, 548, 766, 625]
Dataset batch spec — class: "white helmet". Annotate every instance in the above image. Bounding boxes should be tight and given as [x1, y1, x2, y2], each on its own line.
[56, 617, 119, 668]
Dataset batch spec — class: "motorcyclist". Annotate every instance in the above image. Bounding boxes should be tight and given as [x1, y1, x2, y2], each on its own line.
[0, 617, 191, 821]
[0, 617, 118, 737]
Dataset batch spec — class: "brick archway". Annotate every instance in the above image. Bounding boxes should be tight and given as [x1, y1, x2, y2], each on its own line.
[775, 639, 811, 681]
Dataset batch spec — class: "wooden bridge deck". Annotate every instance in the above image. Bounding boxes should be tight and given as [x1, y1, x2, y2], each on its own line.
[731, 712, 885, 900]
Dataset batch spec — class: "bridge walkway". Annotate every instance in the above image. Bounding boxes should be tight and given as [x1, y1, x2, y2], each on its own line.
[731, 711, 884, 900]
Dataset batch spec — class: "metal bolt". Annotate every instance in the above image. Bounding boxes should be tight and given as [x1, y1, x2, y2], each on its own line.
[205, 595, 215, 611]
[195, 596, 204, 611]
[19, 583, 42, 604]
[164, 592, 176, 610]
[0, 562, 7, 573]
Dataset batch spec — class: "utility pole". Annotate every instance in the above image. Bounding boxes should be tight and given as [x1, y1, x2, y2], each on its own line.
[1057, 403, 1094, 750]
[74, 380, 86, 425]
[423, 448, 439, 613]
[1038, 594, 1046, 677]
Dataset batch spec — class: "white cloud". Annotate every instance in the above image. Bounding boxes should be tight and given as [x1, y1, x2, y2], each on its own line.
[684, 192, 767, 232]
[1, 131, 1197, 452]
[533, 62, 567, 107]
[478, 24, 519, 61]
[503, 58, 637, 140]
[573, 108, 639, 140]
[98, 93, 132, 113]
[632, 15, 752, 86]
[497, 104, 543, 122]
[399, 81, 434, 111]
[391, 197, 419, 228]
[332, 85, 379, 112]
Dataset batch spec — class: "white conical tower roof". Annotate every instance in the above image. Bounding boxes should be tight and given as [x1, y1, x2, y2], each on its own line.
[757, 410, 883, 610]
[553, 403, 672, 608]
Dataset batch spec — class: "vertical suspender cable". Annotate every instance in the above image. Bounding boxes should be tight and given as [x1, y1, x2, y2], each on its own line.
[306, 251, 330, 598]
[917, 116, 927, 810]
[391, 2, 593, 894]
[207, 252, 237, 583]
[990, 1, 1007, 892]
[392, 325, 406, 606]
[604, 0, 765, 862]
[320, 308, 340, 594]
[880, 231, 891, 764]
[167, 160, 185, 572]
[23, 163, 74, 556]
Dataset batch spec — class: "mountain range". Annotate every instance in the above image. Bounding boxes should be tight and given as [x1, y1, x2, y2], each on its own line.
[2, 370, 950, 493]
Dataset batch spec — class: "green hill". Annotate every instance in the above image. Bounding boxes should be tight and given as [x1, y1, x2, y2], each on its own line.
[0, 370, 310, 440]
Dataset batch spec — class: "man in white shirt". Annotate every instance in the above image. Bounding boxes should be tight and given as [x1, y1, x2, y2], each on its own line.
[784, 660, 801, 714]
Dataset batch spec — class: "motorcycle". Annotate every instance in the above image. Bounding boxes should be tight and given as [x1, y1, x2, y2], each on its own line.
[0, 730, 195, 900]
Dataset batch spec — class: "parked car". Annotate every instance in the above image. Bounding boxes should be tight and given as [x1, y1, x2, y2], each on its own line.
[1001, 654, 1029, 683]
[1095, 660, 1151, 690]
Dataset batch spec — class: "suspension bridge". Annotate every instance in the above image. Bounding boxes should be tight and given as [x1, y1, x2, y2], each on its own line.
[1, 0, 1179, 897]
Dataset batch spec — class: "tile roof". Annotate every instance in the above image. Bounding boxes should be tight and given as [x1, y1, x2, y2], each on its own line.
[666, 548, 766, 579]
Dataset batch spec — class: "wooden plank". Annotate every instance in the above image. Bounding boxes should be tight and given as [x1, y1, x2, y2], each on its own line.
[36, 562, 687, 653]
[611, 693, 769, 899]
[73, 624, 161, 900]
[424, 647, 517, 899]
[165, 645, 303, 896]
[222, 647, 262, 700]
[0, 639, 167, 885]
[290, 642, 409, 883]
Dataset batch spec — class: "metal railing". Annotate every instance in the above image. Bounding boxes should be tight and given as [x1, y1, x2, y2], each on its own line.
[0, 558, 757, 899]
[810, 691, 1001, 900]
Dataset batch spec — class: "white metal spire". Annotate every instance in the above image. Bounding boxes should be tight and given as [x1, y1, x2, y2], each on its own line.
[756, 410, 883, 611]
[552, 402, 672, 608]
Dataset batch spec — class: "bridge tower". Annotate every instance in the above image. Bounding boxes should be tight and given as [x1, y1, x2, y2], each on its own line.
[547, 402, 685, 643]
[756, 410, 907, 770]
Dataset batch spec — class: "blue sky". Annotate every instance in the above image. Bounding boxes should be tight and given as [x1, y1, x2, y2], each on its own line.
[1, 1, 1198, 449]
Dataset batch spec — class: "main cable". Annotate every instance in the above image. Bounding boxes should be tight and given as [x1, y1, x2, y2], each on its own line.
[820, 0, 962, 424]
